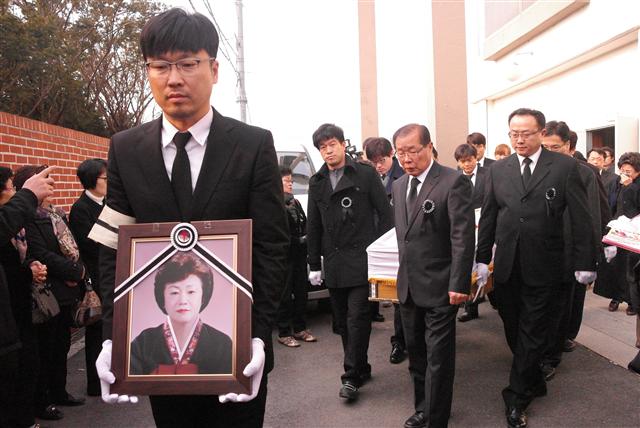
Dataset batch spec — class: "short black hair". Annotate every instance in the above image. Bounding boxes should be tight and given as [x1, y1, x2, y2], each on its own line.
[140, 8, 219, 60]
[454, 144, 477, 161]
[13, 165, 47, 191]
[544, 121, 571, 143]
[568, 131, 578, 151]
[508, 108, 546, 131]
[392, 124, 431, 147]
[154, 252, 214, 315]
[77, 158, 107, 190]
[364, 137, 393, 160]
[312, 123, 345, 149]
[466, 132, 486, 146]
[279, 165, 292, 177]
[0, 166, 12, 191]
[618, 152, 640, 172]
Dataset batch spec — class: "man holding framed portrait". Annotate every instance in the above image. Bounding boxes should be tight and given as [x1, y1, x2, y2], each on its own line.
[90, 8, 289, 428]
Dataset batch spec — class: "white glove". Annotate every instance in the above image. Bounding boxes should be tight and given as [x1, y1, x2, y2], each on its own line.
[604, 246, 617, 263]
[308, 270, 322, 286]
[219, 338, 265, 403]
[575, 271, 597, 285]
[476, 263, 490, 287]
[96, 340, 138, 404]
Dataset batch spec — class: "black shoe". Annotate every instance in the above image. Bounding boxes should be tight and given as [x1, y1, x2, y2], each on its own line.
[541, 363, 556, 381]
[628, 350, 640, 374]
[563, 339, 577, 352]
[56, 393, 86, 406]
[339, 382, 358, 401]
[372, 313, 385, 322]
[457, 310, 478, 323]
[506, 407, 527, 428]
[404, 411, 426, 428]
[608, 300, 620, 311]
[390, 343, 406, 364]
[37, 404, 64, 420]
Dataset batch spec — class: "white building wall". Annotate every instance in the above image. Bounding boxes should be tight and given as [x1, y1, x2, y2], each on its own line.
[466, 0, 640, 159]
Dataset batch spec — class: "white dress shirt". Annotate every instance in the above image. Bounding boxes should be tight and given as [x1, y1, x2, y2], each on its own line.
[161, 107, 213, 192]
[406, 158, 434, 199]
[464, 164, 478, 186]
[516, 146, 542, 176]
[85, 190, 104, 205]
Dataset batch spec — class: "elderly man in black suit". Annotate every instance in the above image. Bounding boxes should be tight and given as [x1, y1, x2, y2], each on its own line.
[364, 137, 407, 363]
[89, 8, 289, 427]
[476, 108, 596, 428]
[307, 124, 392, 402]
[391, 124, 475, 428]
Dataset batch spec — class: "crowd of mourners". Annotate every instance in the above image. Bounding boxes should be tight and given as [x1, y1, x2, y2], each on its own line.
[0, 159, 108, 427]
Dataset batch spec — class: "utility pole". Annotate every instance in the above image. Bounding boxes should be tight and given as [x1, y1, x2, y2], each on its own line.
[235, 0, 247, 123]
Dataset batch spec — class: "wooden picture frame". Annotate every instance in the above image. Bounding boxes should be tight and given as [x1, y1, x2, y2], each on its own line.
[110, 220, 252, 395]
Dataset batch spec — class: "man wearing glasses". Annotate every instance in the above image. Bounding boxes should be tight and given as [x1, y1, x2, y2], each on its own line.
[476, 108, 596, 428]
[391, 124, 475, 428]
[90, 8, 289, 427]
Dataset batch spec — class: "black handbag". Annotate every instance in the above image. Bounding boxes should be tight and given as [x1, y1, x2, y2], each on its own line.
[31, 281, 60, 324]
[73, 277, 102, 327]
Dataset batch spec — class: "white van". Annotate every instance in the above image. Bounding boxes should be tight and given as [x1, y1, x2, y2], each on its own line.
[275, 142, 329, 300]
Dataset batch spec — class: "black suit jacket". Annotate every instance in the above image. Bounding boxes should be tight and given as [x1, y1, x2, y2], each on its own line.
[460, 166, 487, 209]
[383, 157, 405, 197]
[476, 149, 596, 286]
[69, 192, 103, 296]
[481, 157, 495, 168]
[307, 156, 392, 288]
[392, 162, 475, 307]
[98, 109, 289, 373]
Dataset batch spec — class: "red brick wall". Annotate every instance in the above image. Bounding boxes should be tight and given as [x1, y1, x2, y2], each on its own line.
[0, 112, 110, 212]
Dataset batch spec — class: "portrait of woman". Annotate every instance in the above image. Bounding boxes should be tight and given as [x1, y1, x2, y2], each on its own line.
[129, 252, 232, 375]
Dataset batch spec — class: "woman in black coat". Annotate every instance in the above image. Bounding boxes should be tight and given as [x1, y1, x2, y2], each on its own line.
[69, 159, 107, 396]
[16, 165, 87, 416]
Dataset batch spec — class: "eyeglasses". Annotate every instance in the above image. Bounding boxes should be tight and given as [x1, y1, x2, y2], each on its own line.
[145, 57, 215, 76]
[371, 156, 389, 166]
[619, 169, 635, 176]
[508, 130, 540, 141]
[396, 146, 425, 159]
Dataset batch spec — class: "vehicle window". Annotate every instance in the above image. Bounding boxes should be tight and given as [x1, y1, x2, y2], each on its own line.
[278, 151, 312, 195]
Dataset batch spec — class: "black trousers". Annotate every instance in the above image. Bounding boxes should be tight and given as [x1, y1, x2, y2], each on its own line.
[567, 282, 586, 340]
[328, 285, 372, 385]
[85, 320, 102, 394]
[276, 247, 308, 336]
[149, 375, 268, 428]
[35, 305, 72, 410]
[400, 295, 457, 428]
[495, 256, 555, 411]
[543, 280, 574, 367]
[390, 303, 405, 348]
[0, 349, 20, 428]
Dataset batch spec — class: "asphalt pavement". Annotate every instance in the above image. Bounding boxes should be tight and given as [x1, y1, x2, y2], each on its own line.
[50, 298, 639, 427]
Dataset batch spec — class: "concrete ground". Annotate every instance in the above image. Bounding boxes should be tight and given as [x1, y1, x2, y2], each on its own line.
[52, 291, 639, 427]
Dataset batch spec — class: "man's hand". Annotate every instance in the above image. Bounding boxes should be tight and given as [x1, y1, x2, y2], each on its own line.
[96, 340, 138, 404]
[219, 338, 265, 403]
[476, 263, 490, 287]
[449, 291, 469, 305]
[604, 246, 617, 263]
[29, 261, 47, 284]
[308, 270, 322, 286]
[575, 271, 597, 285]
[22, 166, 55, 204]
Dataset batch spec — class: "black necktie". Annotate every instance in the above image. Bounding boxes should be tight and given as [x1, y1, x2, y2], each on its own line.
[469, 173, 475, 188]
[171, 131, 193, 221]
[522, 157, 532, 188]
[406, 177, 420, 221]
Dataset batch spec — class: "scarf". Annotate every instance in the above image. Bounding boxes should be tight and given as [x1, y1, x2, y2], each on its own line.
[37, 205, 80, 262]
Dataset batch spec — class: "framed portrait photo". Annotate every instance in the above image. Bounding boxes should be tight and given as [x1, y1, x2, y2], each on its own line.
[110, 220, 253, 396]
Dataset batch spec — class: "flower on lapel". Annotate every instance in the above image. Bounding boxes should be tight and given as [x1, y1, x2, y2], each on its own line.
[545, 188, 557, 201]
[421, 199, 435, 215]
[341, 196, 353, 208]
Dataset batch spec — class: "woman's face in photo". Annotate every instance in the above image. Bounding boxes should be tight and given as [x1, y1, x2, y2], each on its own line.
[163, 274, 203, 325]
